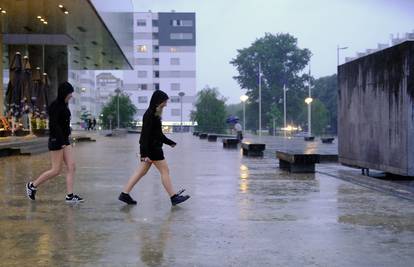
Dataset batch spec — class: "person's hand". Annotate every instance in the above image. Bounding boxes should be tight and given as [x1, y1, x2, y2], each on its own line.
[141, 157, 153, 163]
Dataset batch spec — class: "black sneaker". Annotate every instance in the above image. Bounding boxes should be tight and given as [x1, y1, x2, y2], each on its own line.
[171, 189, 190, 206]
[26, 182, 37, 200]
[118, 192, 137, 205]
[65, 194, 84, 203]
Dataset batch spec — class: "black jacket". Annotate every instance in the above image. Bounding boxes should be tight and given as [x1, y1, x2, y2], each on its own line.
[139, 90, 176, 157]
[48, 82, 74, 145]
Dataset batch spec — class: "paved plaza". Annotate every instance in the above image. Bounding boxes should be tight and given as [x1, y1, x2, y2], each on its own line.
[0, 133, 414, 266]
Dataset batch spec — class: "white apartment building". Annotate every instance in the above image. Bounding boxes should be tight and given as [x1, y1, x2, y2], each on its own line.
[123, 11, 196, 131]
[68, 70, 98, 125]
[96, 72, 123, 115]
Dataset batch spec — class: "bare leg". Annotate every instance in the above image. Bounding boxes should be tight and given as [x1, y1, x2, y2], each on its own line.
[32, 150, 64, 187]
[153, 160, 175, 197]
[123, 161, 152, 193]
[63, 145, 76, 195]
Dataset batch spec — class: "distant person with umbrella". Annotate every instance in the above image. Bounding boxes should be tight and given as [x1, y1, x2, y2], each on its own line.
[234, 121, 243, 141]
[26, 82, 84, 203]
[92, 117, 97, 130]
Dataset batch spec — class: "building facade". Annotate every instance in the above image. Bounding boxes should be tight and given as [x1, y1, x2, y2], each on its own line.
[123, 11, 196, 130]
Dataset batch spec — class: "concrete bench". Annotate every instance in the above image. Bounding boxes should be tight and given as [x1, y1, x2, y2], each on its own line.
[207, 134, 218, 142]
[199, 133, 208, 139]
[242, 142, 265, 157]
[276, 151, 319, 173]
[321, 137, 335, 144]
[304, 136, 315, 141]
[222, 138, 239, 148]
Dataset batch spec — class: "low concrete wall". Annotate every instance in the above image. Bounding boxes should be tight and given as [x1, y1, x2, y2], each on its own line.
[338, 41, 414, 176]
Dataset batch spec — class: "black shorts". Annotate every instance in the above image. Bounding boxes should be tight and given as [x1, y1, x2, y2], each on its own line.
[48, 137, 70, 151]
[141, 147, 165, 161]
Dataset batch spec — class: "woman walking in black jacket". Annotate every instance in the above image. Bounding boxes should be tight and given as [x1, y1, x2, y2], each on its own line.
[119, 90, 190, 206]
[26, 82, 83, 203]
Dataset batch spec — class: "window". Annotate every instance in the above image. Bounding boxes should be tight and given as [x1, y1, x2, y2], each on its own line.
[138, 84, 148, 90]
[170, 47, 177, 52]
[137, 109, 146, 116]
[170, 33, 193, 40]
[152, 33, 159, 39]
[137, 20, 146, 26]
[170, 96, 180, 103]
[171, 83, 180, 91]
[137, 71, 147, 78]
[154, 71, 160, 78]
[171, 109, 181, 116]
[137, 45, 147, 52]
[138, 96, 148, 103]
[171, 20, 193, 27]
[153, 45, 159, 52]
[152, 20, 159, 26]
[170, 58, 180, 65]
[154, 83, 160, 90]
[153, 58, 159, 65]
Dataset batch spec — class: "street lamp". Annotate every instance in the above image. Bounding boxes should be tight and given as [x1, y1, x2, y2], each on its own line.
[178, 92, 185, 132]
[240, 94, 248, 135]
[114, 88, 121, 129]
[337, 45, 348, 66]
[305, 97, 313, 136]
[254, 52, 262, 137]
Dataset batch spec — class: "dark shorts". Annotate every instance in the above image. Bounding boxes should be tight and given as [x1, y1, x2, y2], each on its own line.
[48, 137, 70, 151]
[141, 147, 165, 161]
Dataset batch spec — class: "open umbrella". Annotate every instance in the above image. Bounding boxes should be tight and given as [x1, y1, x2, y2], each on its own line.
[226, 115, 239, 124]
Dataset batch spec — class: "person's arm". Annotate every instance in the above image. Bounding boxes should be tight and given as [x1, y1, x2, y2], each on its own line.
[139, 113, 153, 157]
[162, 132, 176, 147]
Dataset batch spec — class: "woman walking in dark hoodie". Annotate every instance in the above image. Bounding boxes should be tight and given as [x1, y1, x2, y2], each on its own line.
[26, 82, 83, 203]
[119, 90, 190, 206]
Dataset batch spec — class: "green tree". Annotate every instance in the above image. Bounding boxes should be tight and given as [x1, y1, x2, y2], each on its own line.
[312, 74, 337, 134]
[192, 86, 227, 133]
[101, 93, 137, 129]
[230, 33, 312, 131]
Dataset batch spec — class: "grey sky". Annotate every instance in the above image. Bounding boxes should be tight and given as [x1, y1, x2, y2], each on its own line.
[127, 0, 414, 103]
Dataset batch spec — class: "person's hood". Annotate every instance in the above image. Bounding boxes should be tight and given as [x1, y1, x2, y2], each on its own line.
[149, 90, 169, 111]
[57, 81, 74, 102]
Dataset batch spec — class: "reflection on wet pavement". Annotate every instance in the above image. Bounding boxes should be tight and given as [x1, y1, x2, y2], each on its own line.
[0, 134, 413, 266]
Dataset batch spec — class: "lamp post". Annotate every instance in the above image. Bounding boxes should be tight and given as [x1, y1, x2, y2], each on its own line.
[283, 84, 287, 137]
[178, 92, 185, 132]
[258, 62, 262, 137]
[240, 94, 248, 135]
[337, 45, 348, 66]
[305, 97, 313, 136]
[114, 88, 121, 129]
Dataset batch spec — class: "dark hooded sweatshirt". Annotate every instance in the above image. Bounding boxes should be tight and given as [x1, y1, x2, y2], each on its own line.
[139, 90, 176, 157]
[48, 82, 74, 146]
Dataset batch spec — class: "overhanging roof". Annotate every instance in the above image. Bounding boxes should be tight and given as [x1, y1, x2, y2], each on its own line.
[0, 0, 133, 70]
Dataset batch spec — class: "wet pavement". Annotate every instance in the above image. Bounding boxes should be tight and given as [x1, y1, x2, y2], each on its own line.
[1, 133, 414, 266]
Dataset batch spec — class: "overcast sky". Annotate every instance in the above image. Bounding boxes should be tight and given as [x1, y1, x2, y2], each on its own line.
[124, 0, 414, 103]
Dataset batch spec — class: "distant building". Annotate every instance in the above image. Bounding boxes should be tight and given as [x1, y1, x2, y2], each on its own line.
[96, 72, 124, 114]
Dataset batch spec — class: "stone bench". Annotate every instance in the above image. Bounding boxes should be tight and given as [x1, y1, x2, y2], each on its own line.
[222, 138, 239, 148]
[242, 142, 265, 157]
[207, 134, 218, 142]
[199, 133, 208, 139]
[193, 131, 199, 136]
[276, 151, 319, 173]
[304, 136, 315, 141]
[321, 137, 335, 144]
